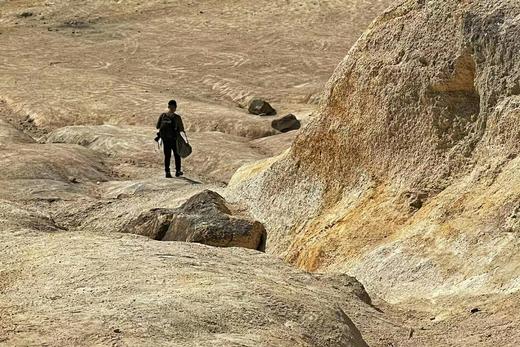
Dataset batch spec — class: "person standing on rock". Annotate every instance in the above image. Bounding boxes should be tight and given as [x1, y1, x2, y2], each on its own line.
[156, 100, 185, 178]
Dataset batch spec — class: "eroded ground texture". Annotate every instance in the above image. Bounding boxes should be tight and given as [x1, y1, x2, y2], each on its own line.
[1, 0, 519, 346]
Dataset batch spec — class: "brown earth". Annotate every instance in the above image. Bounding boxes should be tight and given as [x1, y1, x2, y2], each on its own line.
[2, 0, 519, 346]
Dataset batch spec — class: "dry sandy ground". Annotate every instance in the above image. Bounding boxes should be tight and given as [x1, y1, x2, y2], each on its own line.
[0, 0, 389, 131]
[3, 0, 518, 346]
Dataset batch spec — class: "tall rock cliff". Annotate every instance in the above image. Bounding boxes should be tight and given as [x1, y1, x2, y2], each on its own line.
[229, 0, 520, 303]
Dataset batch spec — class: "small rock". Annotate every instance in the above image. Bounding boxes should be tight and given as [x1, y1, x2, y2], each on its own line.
[113, 328, 122, 334]
[68, 177, 79, 184]
[18, 11, 33, 18]
[470, 307, 481, 313]
[248, 99, 277, 116]
[63, 19, 89, 29]
[271, 114, 301, 133]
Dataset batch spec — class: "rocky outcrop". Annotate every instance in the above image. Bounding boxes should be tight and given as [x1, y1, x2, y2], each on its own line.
[271, 114, 301, 133]
[123, 190, 267, 251]
[0, 143, 108, 182]
[229, 0, 520, 303]
[0, 232, 370, 347]
[248, 99, 277, 116]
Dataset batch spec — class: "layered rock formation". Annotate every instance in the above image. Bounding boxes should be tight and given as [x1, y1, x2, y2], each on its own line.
[0, 119, 108, 201]
[229, 0, 520, 303]
[4, 0, 520, 345]
[0, 0, 392, 132]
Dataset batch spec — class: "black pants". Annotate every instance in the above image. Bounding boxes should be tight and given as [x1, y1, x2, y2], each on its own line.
[163, 138, 181, 173]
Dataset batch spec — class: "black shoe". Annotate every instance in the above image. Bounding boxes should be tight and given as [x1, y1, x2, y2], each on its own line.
[175, 171, 183, 177]
[165, 172, 173, 178]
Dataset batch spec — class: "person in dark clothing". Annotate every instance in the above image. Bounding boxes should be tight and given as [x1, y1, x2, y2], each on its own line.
[156, 100, 185, 178]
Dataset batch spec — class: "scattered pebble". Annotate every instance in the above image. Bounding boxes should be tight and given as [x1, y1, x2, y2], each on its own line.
[19, 11, 33, 18]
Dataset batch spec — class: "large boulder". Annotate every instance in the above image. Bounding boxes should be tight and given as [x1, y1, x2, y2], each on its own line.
[121, 208, 173, 240]
[248, 98, 277, 116]
[122, 190, 267, 251]
[271, 114, 301, 133]
[229, 0, 520, 303]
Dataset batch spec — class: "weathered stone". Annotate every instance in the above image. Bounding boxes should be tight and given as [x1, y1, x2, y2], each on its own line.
[229, 0, 520, 304]
[18, 11, 33, 18]
[121, 208, 173, 240]
[248, 98, 277, 116]
[122, 190, 267, 251]
[0, 232, 369, 347]
[271, 114, 301, 133]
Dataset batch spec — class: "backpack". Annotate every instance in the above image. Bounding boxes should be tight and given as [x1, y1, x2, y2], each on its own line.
[159, 113, 177, 140]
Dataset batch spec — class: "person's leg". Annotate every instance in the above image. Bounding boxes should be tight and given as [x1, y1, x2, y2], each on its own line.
[163, 141, 172, 177]
[174, 152, 182, 176]
[173, 139, 182, 176]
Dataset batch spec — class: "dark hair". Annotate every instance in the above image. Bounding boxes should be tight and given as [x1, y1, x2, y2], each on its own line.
[168, 100, 177, 108]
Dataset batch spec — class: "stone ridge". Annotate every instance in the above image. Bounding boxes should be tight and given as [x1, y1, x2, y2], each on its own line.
[229, 0, 520, 303]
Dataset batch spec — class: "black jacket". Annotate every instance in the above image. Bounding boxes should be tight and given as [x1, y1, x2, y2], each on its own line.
[156, 112, 184, 140]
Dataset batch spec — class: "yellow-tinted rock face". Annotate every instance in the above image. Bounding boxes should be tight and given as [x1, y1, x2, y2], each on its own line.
[229, 0, 520, 303]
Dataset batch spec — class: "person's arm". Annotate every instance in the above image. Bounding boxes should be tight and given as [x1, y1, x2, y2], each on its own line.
[177, 115, 185, 132]
[156, 114, 163, 129]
